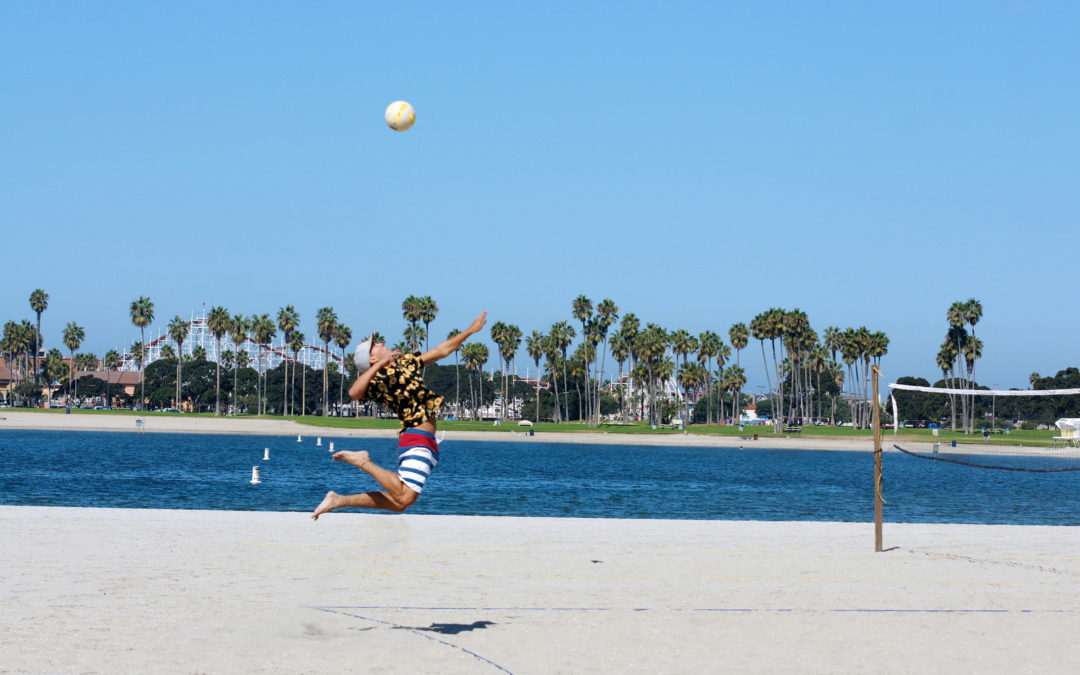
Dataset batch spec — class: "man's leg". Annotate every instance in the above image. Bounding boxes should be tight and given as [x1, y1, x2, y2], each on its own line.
[311, 451, 418, 519]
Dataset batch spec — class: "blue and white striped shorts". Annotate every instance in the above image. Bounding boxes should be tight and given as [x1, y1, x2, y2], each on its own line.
[397, 429, 440, 494]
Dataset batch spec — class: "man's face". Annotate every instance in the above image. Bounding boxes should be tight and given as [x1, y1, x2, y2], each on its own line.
[370, 341, 390, 361]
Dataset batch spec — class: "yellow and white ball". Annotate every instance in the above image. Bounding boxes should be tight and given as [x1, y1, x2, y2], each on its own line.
[384, 100, 415, 132]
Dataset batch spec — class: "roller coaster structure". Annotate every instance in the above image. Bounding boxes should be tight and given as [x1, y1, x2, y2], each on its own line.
[118, 315, 343, 373]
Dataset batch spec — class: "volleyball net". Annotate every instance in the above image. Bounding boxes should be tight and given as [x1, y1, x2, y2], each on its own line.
[887, 383, 1080, 472]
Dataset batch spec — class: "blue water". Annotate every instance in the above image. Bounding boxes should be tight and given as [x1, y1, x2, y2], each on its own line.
[2, 430, 1079, 525]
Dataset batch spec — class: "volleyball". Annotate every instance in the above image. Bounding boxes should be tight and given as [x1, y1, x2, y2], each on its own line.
[384, 100, 415, 132]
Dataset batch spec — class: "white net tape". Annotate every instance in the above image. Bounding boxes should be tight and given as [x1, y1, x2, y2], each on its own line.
[889, 384, 1080, 397]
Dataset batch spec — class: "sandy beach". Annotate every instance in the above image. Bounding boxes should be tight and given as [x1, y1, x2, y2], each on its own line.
[3, 506, 1080, 673]
[0, 410, 872, 452]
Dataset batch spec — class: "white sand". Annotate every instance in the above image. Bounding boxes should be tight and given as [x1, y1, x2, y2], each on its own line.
[3, 506, 1079, 673]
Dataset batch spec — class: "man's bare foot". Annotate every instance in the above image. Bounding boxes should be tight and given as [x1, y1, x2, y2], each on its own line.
[332, 450, 371, 469]
[312, 491, 343, 520]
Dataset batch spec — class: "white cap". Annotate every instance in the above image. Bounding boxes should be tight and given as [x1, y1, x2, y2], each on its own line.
[353, 336, 373, 372]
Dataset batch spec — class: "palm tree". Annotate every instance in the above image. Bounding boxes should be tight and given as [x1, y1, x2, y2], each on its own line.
[669, 329, 697, 414]
[251, 314, 275, 415]
[548, 321, 576, 421]
[501, 324, 522, 418]
[334, 321, 352, 412]
[618, 312, 640, 373]
[489, 322, 508, 417]
[489, 321, 519, 419]
[447, 328, 461, 417]
[229, 314, 248, 414]
[401, 296, 422, 346]
[697, 331, 720, 424]
[0, 323, 17, 401]
[543, 336, 563, 422]
[44, 348, 67, 406]
[822, 326, 842, 363]
[289, 331, 306, 415]
[29, 289, 48, 384]
[725, 365, 747, 424]
[808, 345, 828, 421]
[569, 345, 592, 421]
[129, 296, 154, 409]
[403, 324, 426, 352]
[715, 343, 731, 421]
[728, 322, 749, 368]
[594, 298, 619, 425]
[634, 325, 667, 426]
[168, 316, 190, 410]
[677, 361, 705, 424]
[418, 296, 438, 352]
[608, 330, 630, 421]
[207, 306, 231, 416]
[62, 322, 85, 402]
[937, 344, 957, 430]
[316, 306, 338, 416]
[277, 305, 299, 416]
[826, 360, 844, 424]
[962, 298, 983, 433]
[571, 295, 593, 340]
[571, 295, 593, 416]
[103, 349, 121, 407]
[525, 330, 545, 422]
[462, 342, 489, 419]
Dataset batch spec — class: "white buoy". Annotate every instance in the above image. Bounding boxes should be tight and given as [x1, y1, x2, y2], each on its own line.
[250, 466, 261, 484]
[297, 434, 302, 442]
[329, 441, 334, 452]
[263, 448, 270, 461]
[316, 437, 322, 447]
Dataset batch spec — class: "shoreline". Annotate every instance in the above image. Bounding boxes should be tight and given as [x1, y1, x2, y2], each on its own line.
[4, 411, 1058, 457]
[0, 410, 873, 451]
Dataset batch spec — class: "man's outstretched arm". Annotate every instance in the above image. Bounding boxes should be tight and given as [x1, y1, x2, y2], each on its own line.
[420, 311, 487, 366]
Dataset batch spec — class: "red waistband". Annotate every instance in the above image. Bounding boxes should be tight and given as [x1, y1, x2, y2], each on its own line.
[398, 430, 439, 453]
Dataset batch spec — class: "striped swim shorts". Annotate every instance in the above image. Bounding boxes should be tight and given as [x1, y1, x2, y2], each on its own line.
[397, 429, 440, 494]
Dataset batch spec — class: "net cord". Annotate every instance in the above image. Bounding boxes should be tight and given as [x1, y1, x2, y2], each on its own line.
[888, 384, 1080, 396]
[891, 444, 1080, 473]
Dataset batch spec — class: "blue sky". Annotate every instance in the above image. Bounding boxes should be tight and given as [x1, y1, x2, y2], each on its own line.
[3, 1, 1077, 389]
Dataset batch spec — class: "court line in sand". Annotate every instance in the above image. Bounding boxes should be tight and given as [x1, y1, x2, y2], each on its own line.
[310, 606, 514, 674]
[317, 604, 1078, 615]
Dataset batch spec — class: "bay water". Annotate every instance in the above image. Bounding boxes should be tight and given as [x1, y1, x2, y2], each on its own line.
[2, 429, 1078, 525]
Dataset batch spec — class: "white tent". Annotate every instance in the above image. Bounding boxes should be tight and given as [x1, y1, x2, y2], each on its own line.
[1054, 418, 1080, 439]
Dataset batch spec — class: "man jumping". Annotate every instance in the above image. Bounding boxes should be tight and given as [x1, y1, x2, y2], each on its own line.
[312, 311, 487, 518]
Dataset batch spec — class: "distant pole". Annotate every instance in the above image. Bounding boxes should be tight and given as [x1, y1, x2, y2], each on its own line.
[872, 365, 883, 552]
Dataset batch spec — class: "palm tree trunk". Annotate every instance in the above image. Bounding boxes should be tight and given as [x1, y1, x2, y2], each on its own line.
[534, 361, 541, 423]
[215, 338, 222, 415]
[322, 343, 329, 416]
[139, 327, 146, 408]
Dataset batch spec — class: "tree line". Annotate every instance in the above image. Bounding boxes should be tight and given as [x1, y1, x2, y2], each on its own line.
[8, 289, 1025, 432]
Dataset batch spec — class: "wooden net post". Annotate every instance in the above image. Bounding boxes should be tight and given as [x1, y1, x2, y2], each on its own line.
[872, 365, 883, 552]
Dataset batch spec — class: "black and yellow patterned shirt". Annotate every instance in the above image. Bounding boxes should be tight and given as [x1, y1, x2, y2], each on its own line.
[365, 352, 445, 432]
